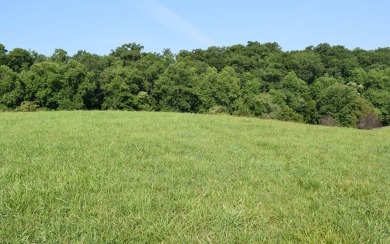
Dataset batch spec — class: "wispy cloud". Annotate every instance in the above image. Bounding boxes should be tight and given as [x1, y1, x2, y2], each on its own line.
[143, 0, 215, 47]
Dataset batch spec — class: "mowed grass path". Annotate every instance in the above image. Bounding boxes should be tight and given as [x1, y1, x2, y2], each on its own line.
[0, 111, 389, 242]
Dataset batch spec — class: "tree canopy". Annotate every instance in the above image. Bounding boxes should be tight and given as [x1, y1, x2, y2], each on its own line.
[1, 41, 389, 128]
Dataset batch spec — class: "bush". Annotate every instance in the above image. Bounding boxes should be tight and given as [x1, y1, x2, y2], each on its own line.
[0, 104, 8, 111]
[319, 115, 339, 127]
[136, 91, 152, 111]
[15, 101, 40, 112]
[357, 112, 382, 129]
[208, 105, 229, 115]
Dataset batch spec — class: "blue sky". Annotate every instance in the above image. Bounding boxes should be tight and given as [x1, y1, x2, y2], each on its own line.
[1, 0, 389, 55]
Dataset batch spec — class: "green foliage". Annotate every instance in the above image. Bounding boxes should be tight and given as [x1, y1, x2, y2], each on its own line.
[313, 43, 359, 77]
[302, 100, 320, 124]
[61, 60, 96, 110]
[285, 51, 325, 83]
[22, 61, 64, 109]
[50, 49, 69, 63]
[363, 88, 390, 125]
[136, 91, 152, 111]
[22, 61, 95, 110]
[0, 42, 389, 128]
[357, 112, 382, 129]
[240, 72, 263, 96]
[319, 115, 340, 127]
[213, 66, 241, 112]
[310, 75, 341, 99]
[153, 61, 201, 112]
[0, 44, 7, 66]
[196, 67, 219, 112]
[318, 83, 377, 127]
[347, 67, 367, 85]
[110, 43, 144, 64]
[278, 71, 309, 94]
[208, 105, 229, 114]
[15, 101, 40, 112]
[0, 65, 23, 108]
[365, 68, 390, 89]
[100, 65, 142, 110]
[248, 93, 280, 118]
[7, 48, 34, 73]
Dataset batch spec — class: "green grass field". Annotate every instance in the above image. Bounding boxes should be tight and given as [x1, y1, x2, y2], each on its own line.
[1, 111, 389, 243]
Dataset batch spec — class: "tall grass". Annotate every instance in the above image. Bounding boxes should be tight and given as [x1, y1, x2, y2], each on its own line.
[1, 111, 389, 242]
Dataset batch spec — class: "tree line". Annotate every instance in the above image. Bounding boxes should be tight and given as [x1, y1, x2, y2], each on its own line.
[1, 42, 389, 128]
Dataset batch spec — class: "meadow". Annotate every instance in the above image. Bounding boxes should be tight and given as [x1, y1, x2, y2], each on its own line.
[0, 111, 389, 242]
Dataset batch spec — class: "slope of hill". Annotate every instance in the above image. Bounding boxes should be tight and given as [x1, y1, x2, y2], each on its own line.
[0, 111, 389, 242]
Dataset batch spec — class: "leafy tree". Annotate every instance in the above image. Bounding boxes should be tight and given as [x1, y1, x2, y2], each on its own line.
[265, 89, 305, 122]
[286, 51, 324, 83]
[0, 44, 7, 66]
[347, 68, 367, 87]
[213, 66, 241, 112]
[132, 52, 166, 95]
[310, 76, 341, 99]
[275, 72, 317, 122]
[73, 50, 114, 72]
[278, 71, 309, 94]
[318, 83, 377, 127]
[248, 93, 281, 118]
[50, 49, 69, 63]
[22, 61, 94, 110]
[203, 46, 227, 71]
[7, 48, 34, 73]
[162, 48, 175, 67]
[1, 41, 389, 128]
[225, 45, 256, 73]
[136, 91, 152, 111]
[240, 72, 263, 98]
[31, 50, 47, 63]
[313, 44, 359, 78]
[110, 43, 144, 64]
[365, 68, 390, 90]
[60, 60, 96, 109]
[352, 47, 390, 70]
[257, 67, 286, 90]
[301, 100, 320, 124]
[100, 65, 143, 110]
[0, 65, 23, 109]
[73, 51, 117, 109]
[363, 88, 390, 125]
[195, 67, 219, 112]
[153, 61, 201, 112]
[22, 61, 63, 109]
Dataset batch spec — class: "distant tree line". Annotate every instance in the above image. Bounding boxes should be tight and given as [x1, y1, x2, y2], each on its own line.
[1, 42, 389, 128]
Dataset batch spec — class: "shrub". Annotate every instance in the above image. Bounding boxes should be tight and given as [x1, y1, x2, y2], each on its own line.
[15, 101, 40, 112]
[357, 112, 382, 129]
[208, 105, 229, 115]
[136, 91, 152, 111]
[319, 115, 339, 127]
[0, 104, 8, 111]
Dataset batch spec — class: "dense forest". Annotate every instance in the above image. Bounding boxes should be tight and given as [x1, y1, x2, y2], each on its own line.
[1, 42, 389, 128]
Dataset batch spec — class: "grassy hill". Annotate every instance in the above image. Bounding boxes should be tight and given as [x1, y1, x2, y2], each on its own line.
[1, 111, 389, 242]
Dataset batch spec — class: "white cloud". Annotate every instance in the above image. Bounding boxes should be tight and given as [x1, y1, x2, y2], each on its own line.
[143, 0, 215, 47]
